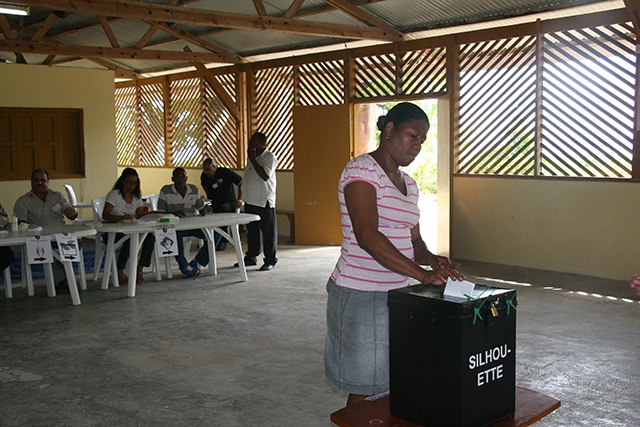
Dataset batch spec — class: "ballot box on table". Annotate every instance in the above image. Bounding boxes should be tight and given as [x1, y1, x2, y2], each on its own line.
[388, 283, 517, 427]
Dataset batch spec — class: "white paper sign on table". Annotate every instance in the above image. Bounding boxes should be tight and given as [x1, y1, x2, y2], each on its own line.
[154, 225, 178, 258]
[55, 233, 80, 261]
[443, 277, 476, 299]
[26, 235, 53, 264]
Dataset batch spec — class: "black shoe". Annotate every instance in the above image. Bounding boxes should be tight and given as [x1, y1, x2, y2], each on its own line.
[234, 258, 257, 267]
[259, 263, 275, 271]
[216, 241, 227, 251]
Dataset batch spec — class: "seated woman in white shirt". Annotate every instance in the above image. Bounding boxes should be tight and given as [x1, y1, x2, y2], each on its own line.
[102, 167, 155, 284]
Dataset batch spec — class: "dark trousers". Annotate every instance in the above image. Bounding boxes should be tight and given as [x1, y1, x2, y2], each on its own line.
[244, 202, 277, 265]
[0, 246, 14, 271]
[175, 229, 209, 271]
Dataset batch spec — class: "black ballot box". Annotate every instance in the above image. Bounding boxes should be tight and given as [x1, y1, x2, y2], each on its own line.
[388, 283, 517, 427]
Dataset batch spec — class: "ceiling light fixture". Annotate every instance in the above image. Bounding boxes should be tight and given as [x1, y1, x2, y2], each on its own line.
[0, 3, 30, 16]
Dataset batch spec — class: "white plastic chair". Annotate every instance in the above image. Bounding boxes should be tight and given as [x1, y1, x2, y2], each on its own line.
[64, 184, 93, 224]
[92, 197, 127, 286]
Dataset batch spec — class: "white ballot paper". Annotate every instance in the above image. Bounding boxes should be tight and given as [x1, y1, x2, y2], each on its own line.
[154, 225, 178, 258]
[443, 277, 477, 299]
[26, 235, 53, 264]
[55, 233, 80, 261]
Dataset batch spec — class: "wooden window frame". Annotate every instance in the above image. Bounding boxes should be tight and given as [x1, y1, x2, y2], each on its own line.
[0, 107, 85, 181]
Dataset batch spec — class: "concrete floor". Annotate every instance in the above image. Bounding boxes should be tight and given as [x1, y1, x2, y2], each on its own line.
[1, 240, 639, 426]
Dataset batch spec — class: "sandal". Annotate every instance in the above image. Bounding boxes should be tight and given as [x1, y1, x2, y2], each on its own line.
[117, 269, 128, 285]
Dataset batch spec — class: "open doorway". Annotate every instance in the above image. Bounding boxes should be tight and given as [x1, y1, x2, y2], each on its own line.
[354, 100, 440, 252]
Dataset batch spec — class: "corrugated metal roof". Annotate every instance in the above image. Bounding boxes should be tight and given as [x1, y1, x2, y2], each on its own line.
[0, 0, 624, 78]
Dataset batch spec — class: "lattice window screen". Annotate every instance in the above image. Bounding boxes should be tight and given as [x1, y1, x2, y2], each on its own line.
[170, 78, 203, 168]
[115, 85, 138, 166]
[457, 36, 537, 175]
[401, 47, 447, 95]
[298, 60, 344, 106]
[254, 66, 295, 170]
[541, 23, 635, 178]
[137, 82, 166, 167]
[353, 53, 397, 99]
[203, 74, 238, 168]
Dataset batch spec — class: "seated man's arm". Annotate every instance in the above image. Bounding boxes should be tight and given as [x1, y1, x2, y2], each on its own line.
[13, 197, 28, 223]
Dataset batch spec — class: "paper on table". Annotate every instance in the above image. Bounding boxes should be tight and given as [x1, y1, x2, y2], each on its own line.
[443, 277, 477, 299]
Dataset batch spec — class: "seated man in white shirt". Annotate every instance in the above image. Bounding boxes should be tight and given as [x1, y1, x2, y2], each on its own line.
[13, 169, 78, 293]
[157, 167, 211, 277]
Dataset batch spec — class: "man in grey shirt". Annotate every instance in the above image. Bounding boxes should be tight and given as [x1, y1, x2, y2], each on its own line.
[14, 169, 78, 292]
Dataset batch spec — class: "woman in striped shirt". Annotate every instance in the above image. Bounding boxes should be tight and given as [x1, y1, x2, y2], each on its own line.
[325, 102, 464, 406]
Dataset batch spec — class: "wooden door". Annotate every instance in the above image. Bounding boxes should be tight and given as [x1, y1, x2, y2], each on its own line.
[293, 104, 352, 245]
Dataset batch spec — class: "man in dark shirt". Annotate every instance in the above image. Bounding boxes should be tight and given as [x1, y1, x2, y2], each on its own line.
[200, 158, 243, 250]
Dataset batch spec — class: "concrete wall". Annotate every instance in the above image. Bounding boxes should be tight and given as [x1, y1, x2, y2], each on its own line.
[0, 63, 117, 221]
[452, 176, 640, 280]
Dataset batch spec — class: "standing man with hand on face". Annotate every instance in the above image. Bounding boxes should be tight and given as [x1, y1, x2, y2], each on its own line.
[13, 169, 78, 293]
[240, 132, 278, 271]
[200, 158, 243, 251]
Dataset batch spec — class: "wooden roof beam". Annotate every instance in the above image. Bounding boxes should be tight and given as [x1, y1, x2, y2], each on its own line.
[624, 0, 640, 36]
[0, 39, 238, 63]
[323, 0, 405, 40]
[253, 0, 268, 16]
[187, 47, 240, 123]
[285, 0, 306, 18]
[13, 0, 401, 41]
[98, 15, 120, 48]
[151, 21, 244, 63]
[0, 15, 27, 63]
[31, 12, 58, 42]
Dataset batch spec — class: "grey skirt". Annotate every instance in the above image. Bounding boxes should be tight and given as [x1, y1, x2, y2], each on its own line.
[324, 277, 390, 395]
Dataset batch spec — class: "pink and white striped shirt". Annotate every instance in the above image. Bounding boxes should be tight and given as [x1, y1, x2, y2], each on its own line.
[331, 154, 420, 292]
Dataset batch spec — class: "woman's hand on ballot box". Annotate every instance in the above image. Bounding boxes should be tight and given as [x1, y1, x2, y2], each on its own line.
[420, 255, 465, 286]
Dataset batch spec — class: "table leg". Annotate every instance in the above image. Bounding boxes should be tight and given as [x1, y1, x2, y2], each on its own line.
[61, 260, 81, 305]
[44, 263, 55, 297]
[200, 227, 217, 276]
[4, 267, 12, 298]
[230, 224, 248, 282]
[21, 247, 34, 296]
[102, 233, 116, 290]
[78, 246, 87, 291]
[127, 232, 140, 298]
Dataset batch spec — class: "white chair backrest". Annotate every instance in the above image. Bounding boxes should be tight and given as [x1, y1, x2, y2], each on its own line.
[148, 194, 159, 211]
[64, 184, 79, 205]
[92, 197, 106, 222]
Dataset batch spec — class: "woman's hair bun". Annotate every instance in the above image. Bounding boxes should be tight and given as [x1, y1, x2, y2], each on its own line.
[376, 115, 387, 132]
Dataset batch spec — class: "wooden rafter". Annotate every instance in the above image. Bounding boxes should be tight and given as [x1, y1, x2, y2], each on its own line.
[11, 0, 401, 41]
[4, 16, 139, 76]
[31, 13, 58, 42]
[624, 0, 640, 36]
[187, 48, 240, 123]
[253, 0, 268, 16]
[323, 0, 404, 39]
[0, 39, 237, 63]
[88, 57, 139, 79]
[98, 15, 120, 48]
[151, 21, 244, 63]
[0, 14, 26, 63]
[285, 0, 306, 18]
[135, 22, 160, 49]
